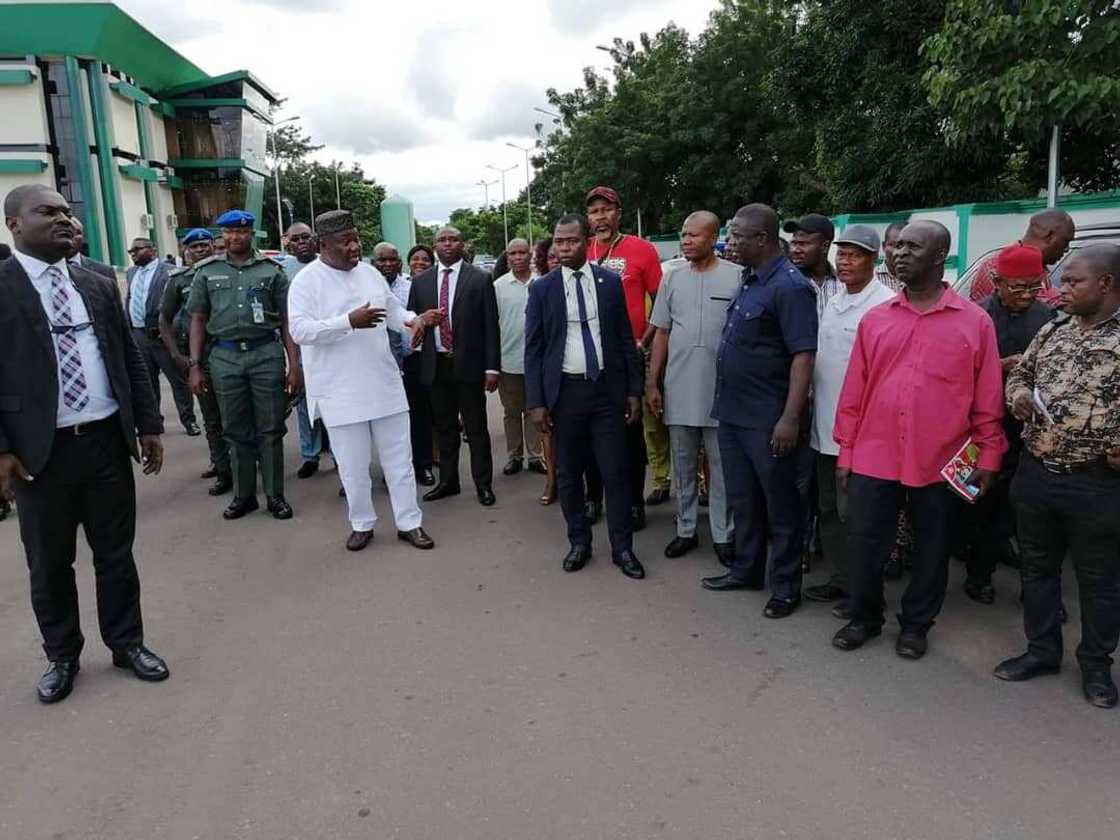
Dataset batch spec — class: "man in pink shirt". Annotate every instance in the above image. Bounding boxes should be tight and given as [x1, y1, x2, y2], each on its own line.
[831, 220, 1007, 659]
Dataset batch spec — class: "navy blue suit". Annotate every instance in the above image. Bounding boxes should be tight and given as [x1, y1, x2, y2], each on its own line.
[525, 264, 641, 554]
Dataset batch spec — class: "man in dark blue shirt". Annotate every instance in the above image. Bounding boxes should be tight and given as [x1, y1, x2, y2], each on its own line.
[703, 203, 818, 619]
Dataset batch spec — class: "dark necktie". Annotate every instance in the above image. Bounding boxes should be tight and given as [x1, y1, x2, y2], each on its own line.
[438, 268, 453, 351]
[572, 270, 600, 381]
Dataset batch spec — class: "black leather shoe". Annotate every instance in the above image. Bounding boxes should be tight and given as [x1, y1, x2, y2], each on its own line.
[645, 487, 670, 506]
[630, 505, 646, 532]
[804, 583, 846, 603]
[346, 530, 374, 551]
[832, 622, 882, 651]
[964, 578, 995, 604]
[563, 545, 591, 572]
[0, 498, 12, 521]
[208, 473, 233, 496]
[477, 487, 496, 506]
[266, 496, 293, 520]
[112, 645, 169, 681]
[713, 542, 734, 568]
[1083, 670, 1118, 709]
[664, 534, 699, 558]
[993, 652, 1060, 682]
[398, 527, 435, 550]
[184, 421, 202, 437]
[701, 573, 763, 592]
[200, 465, 218, 479]
[527, 458, 547, 475]
[36, 660, 79, 703]
[763, 596, 800, 619]
[423, 482, 461, 502]
[613, 550, 645, 579]
[297, 460, 320, 479]
[222, 496, 259, 519]
[584, 500, 602, 524]
[896, 630, 928, 660]
[502, 459, 523, 476]
[417, 466, 436, 486]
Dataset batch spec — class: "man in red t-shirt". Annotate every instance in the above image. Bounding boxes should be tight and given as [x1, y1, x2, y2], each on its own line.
[967, 209, 1074, 305]
[583, 186, 667, 529]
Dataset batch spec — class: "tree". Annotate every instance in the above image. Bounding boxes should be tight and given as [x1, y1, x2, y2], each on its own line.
[923, 0, 1120, 192]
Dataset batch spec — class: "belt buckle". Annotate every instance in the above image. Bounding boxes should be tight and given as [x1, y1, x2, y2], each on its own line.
[1041, 459, 1070, 474]
[73, 421, 89, 437]
[238, 340, 250, 352]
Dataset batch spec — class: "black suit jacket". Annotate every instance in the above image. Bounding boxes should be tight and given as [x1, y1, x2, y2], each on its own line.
[524, 264, 641, 412]
[74, 254, 117, 282]
[124, 260, 171, 331]
[405, 262, 500, 385]
[0, 257, 162, 474]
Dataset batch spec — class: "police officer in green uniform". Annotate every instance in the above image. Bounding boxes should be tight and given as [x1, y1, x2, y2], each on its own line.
[159, 228, 232, 495]
[187, 210, 301, 520]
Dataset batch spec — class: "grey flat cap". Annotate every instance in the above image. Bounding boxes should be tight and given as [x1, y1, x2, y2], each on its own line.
[834, 224, 881, 254]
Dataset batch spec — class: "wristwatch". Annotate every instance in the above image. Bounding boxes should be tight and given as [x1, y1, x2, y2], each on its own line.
[187, 358, 201, 368]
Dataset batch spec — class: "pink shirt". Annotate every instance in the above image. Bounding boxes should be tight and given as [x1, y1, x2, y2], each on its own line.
[833, 285, 1007, 487]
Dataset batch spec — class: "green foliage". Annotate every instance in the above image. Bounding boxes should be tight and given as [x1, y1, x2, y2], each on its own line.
[923, 0, 1120, 191]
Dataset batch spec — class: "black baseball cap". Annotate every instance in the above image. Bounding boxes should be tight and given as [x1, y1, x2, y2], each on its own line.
[783, 213, 835, 240]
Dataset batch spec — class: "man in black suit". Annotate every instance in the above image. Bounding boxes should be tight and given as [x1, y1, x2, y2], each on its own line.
[66, 216, 116, 280]
[125, 236, 200, 436]
[525, 215, 645, 579]
[0, 184, 170, 704]
[406, 225, 501, 506]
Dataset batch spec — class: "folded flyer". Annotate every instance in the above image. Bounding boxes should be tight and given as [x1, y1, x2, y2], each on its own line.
[941, 438, 981, 503]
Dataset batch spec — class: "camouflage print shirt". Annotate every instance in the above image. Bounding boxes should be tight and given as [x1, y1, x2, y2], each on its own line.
[1006, 309, 1120, 464]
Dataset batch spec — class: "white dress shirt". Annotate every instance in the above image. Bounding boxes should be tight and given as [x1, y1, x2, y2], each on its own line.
[432, 259, 461, 354]
[127, 259, 159, 327]
[560, 262, 604, 376]
[287, 257, 417, 426]
[811, 277, 896, 455]
[12, 249, 119, 427]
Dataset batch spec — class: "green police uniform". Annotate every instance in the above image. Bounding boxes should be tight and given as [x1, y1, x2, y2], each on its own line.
[188, 252, 290, 500]
[161, 265, 230, 480]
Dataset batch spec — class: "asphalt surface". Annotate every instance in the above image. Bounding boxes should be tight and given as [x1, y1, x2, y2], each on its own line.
[1, 393, 1117, 840]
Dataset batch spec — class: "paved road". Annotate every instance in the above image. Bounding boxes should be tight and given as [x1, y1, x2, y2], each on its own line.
[1, 395, 1117, 839]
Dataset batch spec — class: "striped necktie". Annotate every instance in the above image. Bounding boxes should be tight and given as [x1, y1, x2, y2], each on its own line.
[47, 266, 90, 411]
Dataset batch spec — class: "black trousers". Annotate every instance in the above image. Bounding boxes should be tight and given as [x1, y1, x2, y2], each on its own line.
[960, 469, 1016, 584]
[13, 417, 144, 661]
[430, 354, 492, 490]
[134, 329, 195, 427]
[584, 412, 647, 511]
[847, 474, 961, 631]
[404, 374, 433, 470]
[718, 422, 803, 600]
[1011, 456, 1120, 670]
[815, 451, 849, 591]
[553, 377, 632, 554]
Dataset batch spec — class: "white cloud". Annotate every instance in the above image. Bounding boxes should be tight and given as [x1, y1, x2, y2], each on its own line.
[116, 0, 715, 222]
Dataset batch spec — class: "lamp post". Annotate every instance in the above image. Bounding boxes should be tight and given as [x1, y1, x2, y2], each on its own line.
[486, 163, 518, 249]
[333, 161, 342, 210]
[308, 174, 316, 232]
[476, 178, 497, 208]
[269, 115, 299, 247]
[506, 142, 534, 248]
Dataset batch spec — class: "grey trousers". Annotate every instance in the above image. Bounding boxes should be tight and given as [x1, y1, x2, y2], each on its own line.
[669, 424, 730, 542]
[133, 329, 196, 427]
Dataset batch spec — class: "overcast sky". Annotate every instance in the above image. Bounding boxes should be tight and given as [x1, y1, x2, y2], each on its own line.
[117, 0, 716, 223]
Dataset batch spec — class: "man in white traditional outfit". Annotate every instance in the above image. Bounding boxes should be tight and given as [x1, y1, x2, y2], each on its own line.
[288, 210, 440, 552]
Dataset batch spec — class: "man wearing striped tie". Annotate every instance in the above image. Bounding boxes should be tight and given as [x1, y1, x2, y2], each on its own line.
[0, 184, 169, 704]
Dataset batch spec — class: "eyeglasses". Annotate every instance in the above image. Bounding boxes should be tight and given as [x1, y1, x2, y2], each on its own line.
[1004, 283, 1044, 296]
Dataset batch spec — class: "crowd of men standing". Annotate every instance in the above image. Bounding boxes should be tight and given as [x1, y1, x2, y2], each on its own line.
[1, 180, 1118, 713]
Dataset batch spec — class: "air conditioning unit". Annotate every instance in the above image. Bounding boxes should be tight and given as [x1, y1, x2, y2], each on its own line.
[166, 214, 179, 228]
[139, 213, 155, 229]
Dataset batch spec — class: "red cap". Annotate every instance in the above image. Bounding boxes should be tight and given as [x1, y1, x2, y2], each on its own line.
[995, 244, 1045, 280]
[585, 185, 620, 207]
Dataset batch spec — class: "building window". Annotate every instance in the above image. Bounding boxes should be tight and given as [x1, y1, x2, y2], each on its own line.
[41, 61, 86, 222]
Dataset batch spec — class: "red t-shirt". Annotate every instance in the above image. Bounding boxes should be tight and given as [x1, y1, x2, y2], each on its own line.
[587, 234, 662, 340]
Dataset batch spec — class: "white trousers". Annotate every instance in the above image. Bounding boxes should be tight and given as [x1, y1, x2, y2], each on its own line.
[327, 412, 423, 533]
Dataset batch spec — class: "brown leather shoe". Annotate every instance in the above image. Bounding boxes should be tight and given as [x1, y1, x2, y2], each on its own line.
[397, 527, 435, 550]
[346, 530, 374, 551]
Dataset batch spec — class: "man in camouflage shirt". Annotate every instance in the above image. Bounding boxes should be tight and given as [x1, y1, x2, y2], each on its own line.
[994, 243, 1120, 710]
[159, 228, 231, 495]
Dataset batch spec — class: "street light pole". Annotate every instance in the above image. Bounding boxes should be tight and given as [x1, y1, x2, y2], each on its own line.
[268, 115, 299, 248]
[334, 161, 342, 210]
[476, 178, 497, 208]
[486, 163, 518, 249]
[308, 174, 316, 232]
[506, 142, 534, 248]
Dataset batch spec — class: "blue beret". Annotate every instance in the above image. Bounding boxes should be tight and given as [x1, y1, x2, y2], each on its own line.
[182, 228, 214, 245]
[215, 209, 256, 228]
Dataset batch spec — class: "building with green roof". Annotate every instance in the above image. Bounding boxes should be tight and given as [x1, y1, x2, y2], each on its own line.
[0, 1, 278, 265]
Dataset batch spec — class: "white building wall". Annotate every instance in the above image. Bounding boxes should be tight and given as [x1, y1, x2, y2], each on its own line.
[109, 89, 140, 156]
[119, 177, 150, 246]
